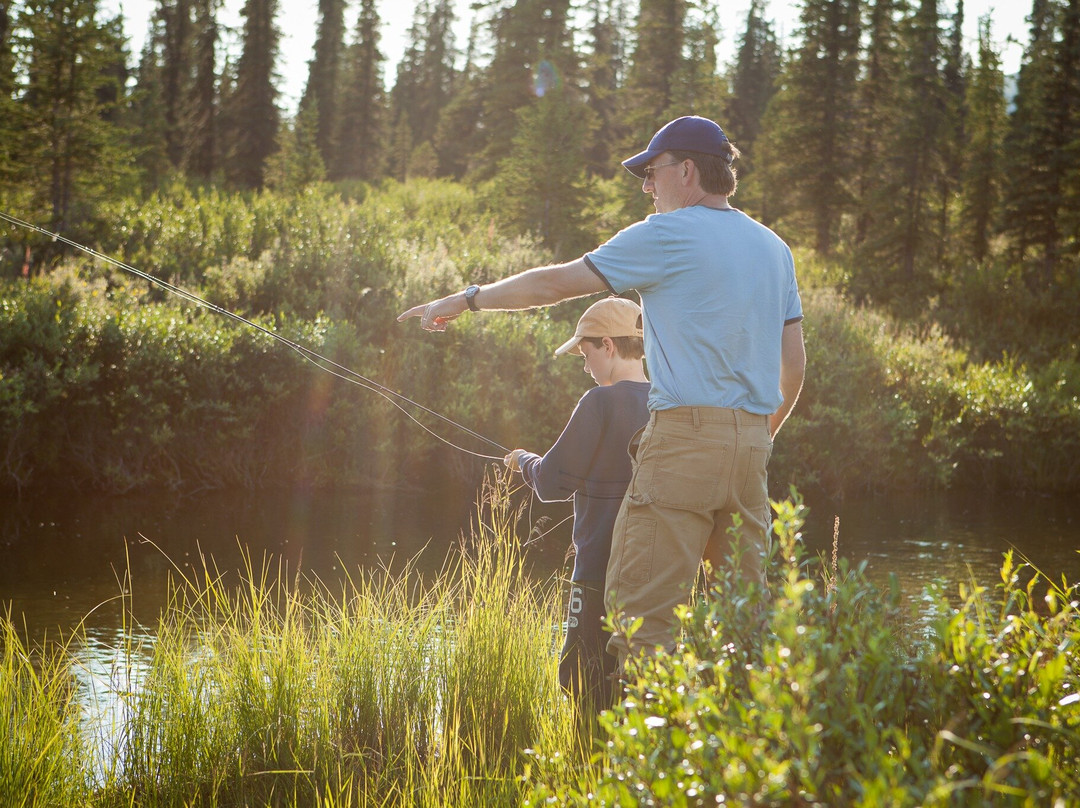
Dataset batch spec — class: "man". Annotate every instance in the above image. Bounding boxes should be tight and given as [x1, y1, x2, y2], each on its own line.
[399, 115, 806, 664]
[503, 296, 650, 709]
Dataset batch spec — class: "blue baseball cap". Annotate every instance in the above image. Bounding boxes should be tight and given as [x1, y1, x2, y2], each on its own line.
[622, 116, 732, 178]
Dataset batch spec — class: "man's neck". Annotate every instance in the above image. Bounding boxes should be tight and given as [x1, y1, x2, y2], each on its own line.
[688, 190, 732, 210]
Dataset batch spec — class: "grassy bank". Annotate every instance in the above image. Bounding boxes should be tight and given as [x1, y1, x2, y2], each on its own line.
[3, 484, 1078, 806]
[5, 474, 588, 806]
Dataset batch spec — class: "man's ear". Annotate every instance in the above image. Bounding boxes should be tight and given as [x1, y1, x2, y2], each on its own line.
[602, 336, 617, 355]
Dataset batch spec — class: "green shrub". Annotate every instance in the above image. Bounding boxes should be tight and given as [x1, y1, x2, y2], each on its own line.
[775, 289, 1080, 496]
[4, 183, 1080, 495]
[526, 495, 1080, 807]
[922, 555, 1080, 805]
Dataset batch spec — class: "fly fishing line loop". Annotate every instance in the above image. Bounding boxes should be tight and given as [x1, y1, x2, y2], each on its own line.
[0, 210, 509, 461]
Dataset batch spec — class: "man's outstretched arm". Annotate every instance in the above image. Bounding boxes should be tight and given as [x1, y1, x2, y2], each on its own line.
[397, 259, 610, 331]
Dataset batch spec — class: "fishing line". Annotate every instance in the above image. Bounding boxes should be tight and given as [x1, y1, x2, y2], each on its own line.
[0, 210, 509, 460]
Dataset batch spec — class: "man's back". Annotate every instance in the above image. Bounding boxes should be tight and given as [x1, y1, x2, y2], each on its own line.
[586, 206, 801, 413]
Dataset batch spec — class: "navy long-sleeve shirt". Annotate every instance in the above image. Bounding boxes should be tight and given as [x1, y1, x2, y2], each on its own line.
[518, 380, 650, 581]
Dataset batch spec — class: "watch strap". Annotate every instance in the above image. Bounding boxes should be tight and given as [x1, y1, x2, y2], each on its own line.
[465, 284, 481, 312]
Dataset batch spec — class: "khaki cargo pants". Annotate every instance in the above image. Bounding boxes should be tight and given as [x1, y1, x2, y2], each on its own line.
[604, 406, 772, 661]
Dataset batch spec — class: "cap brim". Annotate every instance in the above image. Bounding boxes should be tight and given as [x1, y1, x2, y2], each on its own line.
[621, 148, 663, 179]
[554, 335, 583, 357]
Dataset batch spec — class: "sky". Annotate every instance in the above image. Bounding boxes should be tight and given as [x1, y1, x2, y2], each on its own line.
[102, 0, 1031, 108]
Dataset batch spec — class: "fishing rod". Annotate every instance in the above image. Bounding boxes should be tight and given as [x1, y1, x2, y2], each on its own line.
[0, 210, 509, 461]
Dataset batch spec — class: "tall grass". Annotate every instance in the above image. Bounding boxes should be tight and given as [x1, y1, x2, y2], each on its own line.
[0, 617, 88, 805]
[2, 472, 588, 807]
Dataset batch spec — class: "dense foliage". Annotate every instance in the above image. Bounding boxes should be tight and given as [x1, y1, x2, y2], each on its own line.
[2, 182, 1078, 496]
[0, 183, 588, 494]
[526, 495, 1080, 806]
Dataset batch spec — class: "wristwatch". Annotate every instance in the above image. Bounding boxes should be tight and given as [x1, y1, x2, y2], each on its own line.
[464, 284, 481, 312]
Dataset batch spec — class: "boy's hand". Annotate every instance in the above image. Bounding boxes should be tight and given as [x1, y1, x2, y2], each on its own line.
[504, 449, 527, 472]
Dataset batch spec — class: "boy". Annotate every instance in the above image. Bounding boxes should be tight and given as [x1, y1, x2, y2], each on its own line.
[504, 296, 649, 709]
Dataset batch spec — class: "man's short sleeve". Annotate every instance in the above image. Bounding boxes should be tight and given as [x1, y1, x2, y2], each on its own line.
[584, 218, 666, 294]
[784, 256, 803, 324]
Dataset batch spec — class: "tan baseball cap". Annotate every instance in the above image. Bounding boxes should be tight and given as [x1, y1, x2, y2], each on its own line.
[554, 296, 644, 357]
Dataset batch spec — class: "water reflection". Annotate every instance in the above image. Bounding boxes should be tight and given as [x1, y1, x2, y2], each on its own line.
[4, 486, 1079, 644]
[2, 484, 573, 644]
[798, 489, 1080, 604]
[70, 628, 155, 785]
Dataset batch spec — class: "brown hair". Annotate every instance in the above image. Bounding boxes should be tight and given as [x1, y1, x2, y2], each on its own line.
[581, 335, 645, 360]
[669, 146, 741, 196]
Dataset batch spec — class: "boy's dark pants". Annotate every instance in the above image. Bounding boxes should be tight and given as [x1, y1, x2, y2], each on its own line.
[559, 579, 618, 710]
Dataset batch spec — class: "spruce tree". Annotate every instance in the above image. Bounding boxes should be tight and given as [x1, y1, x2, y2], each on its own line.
[0, 1, 16, 193]
[960, 15, 1005, 263]
[850, 0, 952, 307]
[1057, 0, 1080, 264]
[130, 28, 173, 191]
[185, 0, 219, 181]
[620, 0, 686, 148]
[159, 0, 193, 168]
[9, 0, 137, 235]
[938, 0, 967, 270]
[265, 105, 326, 192]
[389, 7, 424, 175]
[433, 19, 484, 178]
[896, 0, 947, 288]
[475, 0, 576, 177]
[496, 84, 589, 257]
[334, 0, 385, 181]
[224, 0, 280, 189]
[582, 0, 628, 178]
[0, 1, 11, 92]
[668, 2, 726, 122]
[1005, 0, 1065, 288]
[418, 0, 457, 147]
[852, 0, 905, 249]
[727, 0, 781, 219]
[301, 0, 346, 173]
[390, 0, 458, 172]
[757, 0, 861, 254]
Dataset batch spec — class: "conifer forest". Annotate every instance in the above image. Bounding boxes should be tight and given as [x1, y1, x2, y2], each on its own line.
[1, 0, 1079, 496]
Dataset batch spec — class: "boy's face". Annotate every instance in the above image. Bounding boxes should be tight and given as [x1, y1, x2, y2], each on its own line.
[580, 339, 615, 386]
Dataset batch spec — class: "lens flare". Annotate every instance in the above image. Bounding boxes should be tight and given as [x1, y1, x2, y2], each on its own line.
[533, 60, 560, 97]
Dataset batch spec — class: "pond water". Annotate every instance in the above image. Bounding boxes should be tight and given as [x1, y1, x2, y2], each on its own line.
[3, 481, 1078, 775]
[4, 483, 1078, 647]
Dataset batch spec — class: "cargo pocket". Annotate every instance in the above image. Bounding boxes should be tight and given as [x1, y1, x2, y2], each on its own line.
[641, 435, 729, 511]
[617, 516, 656, 586]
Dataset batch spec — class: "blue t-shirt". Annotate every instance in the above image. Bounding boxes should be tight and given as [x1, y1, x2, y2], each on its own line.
[518, 380, 650, 581]
[584, 206, 802, 414]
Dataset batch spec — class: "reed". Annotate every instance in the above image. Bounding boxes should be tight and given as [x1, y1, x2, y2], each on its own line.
[0, 616, 88, 806]
[55, 470, 588, 807]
